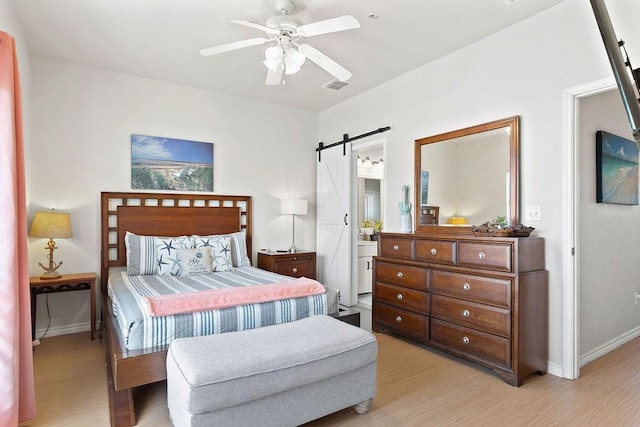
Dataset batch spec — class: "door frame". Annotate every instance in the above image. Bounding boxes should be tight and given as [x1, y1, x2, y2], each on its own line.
[563, 76, 615, 380]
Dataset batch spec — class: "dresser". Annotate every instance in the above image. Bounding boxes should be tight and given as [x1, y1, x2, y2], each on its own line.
[372, 232, 547, 386]
[257, 251, 316, 279]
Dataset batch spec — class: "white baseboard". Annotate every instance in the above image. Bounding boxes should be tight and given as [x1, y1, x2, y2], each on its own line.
[579, 326, 640, 368]
[546, 361, 563, 379]
[34, 321, 96, 340]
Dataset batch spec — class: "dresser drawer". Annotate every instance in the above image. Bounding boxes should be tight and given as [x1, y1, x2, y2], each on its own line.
[431, 295, 510, 337]
[379, 237, 412, 259]
[272, 259, 314, 278]
[431, 319, 511, 367]
[414, 239, 457, 265]
[374, 303, 429, 340]
[375, 261, 428, 291]
[375, 282, 429, 315]
[430, 270, 511, 307]
[458, 242, 512, 272]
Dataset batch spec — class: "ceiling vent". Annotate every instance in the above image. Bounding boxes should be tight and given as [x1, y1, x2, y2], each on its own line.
[323, 80, 351, 91]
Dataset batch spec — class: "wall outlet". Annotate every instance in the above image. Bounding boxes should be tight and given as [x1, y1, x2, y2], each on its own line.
[635, 291, 640, 305]
[525, 205, 542, 221]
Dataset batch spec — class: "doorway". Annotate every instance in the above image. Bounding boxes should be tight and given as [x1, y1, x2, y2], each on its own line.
[564, 76, 617, 380]
[351, 139, 386, 312]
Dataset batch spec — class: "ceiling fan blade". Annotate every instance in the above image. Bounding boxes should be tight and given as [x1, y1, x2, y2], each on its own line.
[199, 37, 268, 56]
[296, 15, 360, 37]
[265, 63, 284, 86]
[231, 20, 280, 35]
[298, 43, 352, 81]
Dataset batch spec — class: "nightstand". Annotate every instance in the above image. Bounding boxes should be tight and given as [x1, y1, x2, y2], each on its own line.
[29, 272, 97, 340]
[257, 251, 316, 279]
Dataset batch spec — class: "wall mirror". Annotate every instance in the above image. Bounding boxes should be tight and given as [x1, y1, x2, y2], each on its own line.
[414, 116, 519, 234]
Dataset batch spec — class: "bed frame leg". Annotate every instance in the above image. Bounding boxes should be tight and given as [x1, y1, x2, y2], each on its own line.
[104, 334, 136, 426]
[108, 379, 135, 427]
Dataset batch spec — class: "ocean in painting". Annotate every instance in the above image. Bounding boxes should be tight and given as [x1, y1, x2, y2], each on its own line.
[597, 131, 638, 205]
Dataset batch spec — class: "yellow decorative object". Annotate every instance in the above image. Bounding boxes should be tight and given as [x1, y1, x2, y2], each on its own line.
[449, 217, 467, 225]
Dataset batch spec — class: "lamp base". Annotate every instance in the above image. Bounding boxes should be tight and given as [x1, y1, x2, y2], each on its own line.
[38, 250, 63, 279]
[40, 270, 62, 280]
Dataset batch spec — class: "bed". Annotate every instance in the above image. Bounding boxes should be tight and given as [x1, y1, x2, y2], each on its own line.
[100, 192, 342, 426]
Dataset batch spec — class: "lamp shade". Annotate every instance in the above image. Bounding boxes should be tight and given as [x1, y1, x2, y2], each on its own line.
[281, 199, 308, 216]
[29, 211, 73, 238]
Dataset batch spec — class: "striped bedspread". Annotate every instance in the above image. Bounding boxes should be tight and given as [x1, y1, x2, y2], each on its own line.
[108, 266, 338, 351]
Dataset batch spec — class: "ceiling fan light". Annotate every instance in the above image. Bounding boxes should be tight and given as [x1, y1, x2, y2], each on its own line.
[288, 49, 306, 67]
[284, 64, 301, 75]
[265, 45, 284, 61]
[263, 58, 282, 73]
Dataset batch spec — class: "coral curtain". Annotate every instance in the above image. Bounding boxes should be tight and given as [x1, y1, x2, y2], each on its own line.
[0, 31, 36, 425]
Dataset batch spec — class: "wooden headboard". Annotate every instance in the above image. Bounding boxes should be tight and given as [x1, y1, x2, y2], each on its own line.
[100, 192, 252, 291]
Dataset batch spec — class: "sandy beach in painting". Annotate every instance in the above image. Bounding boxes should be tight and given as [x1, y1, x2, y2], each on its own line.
[602, 165, 638, 204]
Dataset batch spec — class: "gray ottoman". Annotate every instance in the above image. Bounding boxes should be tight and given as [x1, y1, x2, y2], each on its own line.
[166, 315, 377, 427]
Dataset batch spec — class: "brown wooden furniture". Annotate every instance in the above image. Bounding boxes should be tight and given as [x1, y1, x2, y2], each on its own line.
[372, 231, 548, 386]
[257, 251, 316, 279]
[30, 272, 97, 340]
[101, 192, 253, 427]
[419, 206, 439, 225]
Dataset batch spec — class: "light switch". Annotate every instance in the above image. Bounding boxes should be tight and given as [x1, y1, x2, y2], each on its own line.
[525, 206, 542, 221]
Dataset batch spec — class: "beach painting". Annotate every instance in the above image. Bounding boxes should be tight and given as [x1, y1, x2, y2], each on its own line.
[131, 134, 214, 191]
[596, 130, 638, 205]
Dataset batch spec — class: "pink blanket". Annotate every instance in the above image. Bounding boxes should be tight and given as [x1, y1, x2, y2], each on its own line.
[145, 277, 326, 317]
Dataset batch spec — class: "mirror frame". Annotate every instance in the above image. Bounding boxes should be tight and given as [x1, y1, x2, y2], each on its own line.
[414, 115, 519, 234]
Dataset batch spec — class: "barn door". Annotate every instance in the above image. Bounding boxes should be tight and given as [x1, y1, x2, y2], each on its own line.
[316, 145, 353, 306]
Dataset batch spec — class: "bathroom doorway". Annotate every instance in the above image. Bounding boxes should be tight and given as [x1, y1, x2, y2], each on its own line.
[352, 140, 385, 311]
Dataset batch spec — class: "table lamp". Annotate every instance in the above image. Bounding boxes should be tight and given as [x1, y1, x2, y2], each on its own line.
[29, 210, 73, 279]
[281, 199, 308, 253]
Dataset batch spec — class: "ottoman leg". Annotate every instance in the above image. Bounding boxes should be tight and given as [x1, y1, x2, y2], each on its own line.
[354, 398, 373, 415]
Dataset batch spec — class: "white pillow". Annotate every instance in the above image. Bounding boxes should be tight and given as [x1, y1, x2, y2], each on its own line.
[192, 231, 250, 267]
[191, 235, 233, 272]
[124, 231, 157, 275]
[155, 236, 193, 276]
[178, 247, 213, 276]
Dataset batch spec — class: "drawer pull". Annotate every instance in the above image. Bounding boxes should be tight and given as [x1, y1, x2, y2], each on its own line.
[462, 309, 470, 318]
[393, 244, 399, 251]
[430, 248, 437, 255]
[396, 293, 403, 301]
[395, 316, 402, 323]
[462, 336, 470, 344]
[478, 252, 486, 259]
[396, 272, 403, 279]
[463, 283, 471, 291]
[292, 267, 298, 273]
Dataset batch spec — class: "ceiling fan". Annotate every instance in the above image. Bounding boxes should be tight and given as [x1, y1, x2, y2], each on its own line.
[200, 0, 360, 85]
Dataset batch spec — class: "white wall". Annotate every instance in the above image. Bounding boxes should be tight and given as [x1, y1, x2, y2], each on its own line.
[579, 89, 640, 357]
[27, 58, 319, 335]
[319, 0, 639, 375]
[0, 0, 30, 172]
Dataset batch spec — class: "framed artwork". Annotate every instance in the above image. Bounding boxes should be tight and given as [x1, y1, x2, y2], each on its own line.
[131, 134, 214, 192]
[596, 130, 638, 205]
[420, 170, 429, 205]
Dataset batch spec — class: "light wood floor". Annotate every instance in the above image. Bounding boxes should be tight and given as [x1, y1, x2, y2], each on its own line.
[19, 330, 640, 427]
